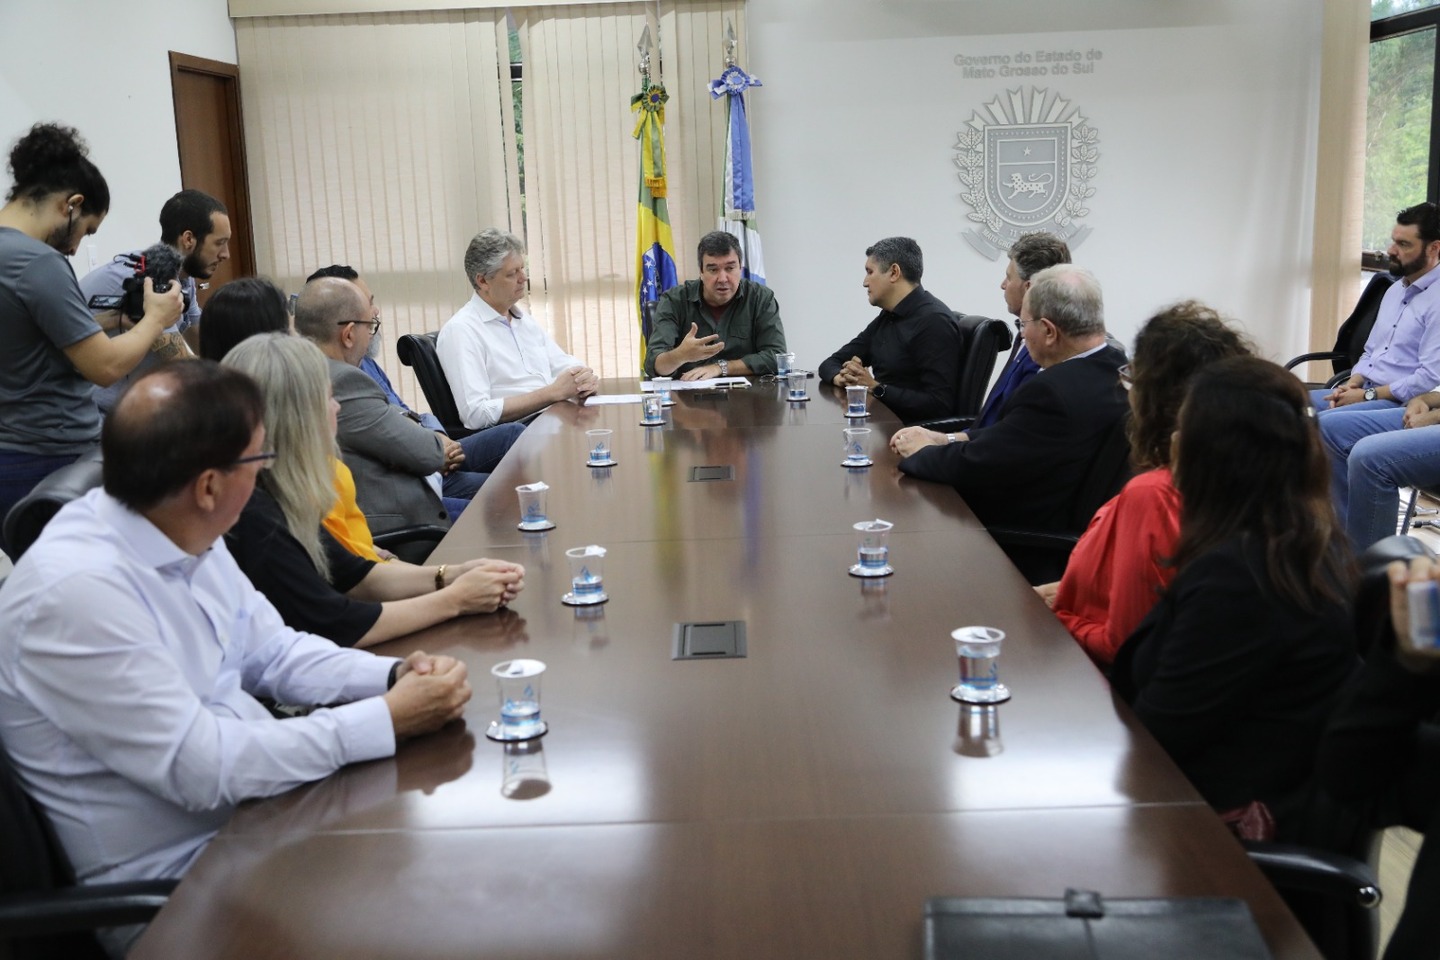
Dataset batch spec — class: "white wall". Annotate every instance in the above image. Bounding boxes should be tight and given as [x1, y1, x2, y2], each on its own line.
[0, 0, 237, 273]
[0, 0, 1325, 368]
[747, 0, 1323, 367]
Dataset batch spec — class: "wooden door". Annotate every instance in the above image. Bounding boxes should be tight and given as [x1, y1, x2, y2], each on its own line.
[169, 52, 254, 310]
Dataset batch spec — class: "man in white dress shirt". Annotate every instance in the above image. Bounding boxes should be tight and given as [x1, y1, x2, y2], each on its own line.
[0, 360, 469, 952]
[437, 228, 599, 430]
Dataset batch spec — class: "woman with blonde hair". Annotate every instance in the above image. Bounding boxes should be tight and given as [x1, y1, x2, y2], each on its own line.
[222, 333, 523, 647]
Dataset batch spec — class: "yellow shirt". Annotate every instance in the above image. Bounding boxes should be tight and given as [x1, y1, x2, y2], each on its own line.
[322, 459, 383, 562]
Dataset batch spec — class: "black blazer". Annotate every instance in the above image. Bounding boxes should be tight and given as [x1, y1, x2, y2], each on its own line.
[898, 343, 1127, 530]
[1112, 536, 1356, 818]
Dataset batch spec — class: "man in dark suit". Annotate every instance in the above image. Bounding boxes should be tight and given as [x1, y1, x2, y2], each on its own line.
[295, 277, 460, 532]
[970, 231, 1072, 429]
[888, 264, 1126, 535]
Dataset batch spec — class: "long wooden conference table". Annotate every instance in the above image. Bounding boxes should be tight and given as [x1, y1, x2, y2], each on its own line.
[132, 379, 1322, 959]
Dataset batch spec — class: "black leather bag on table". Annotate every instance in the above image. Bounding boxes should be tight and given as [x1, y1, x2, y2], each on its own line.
[924, 888, 1273, 960]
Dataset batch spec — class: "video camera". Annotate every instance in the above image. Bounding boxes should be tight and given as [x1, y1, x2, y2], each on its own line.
[85, 244, 190, 321]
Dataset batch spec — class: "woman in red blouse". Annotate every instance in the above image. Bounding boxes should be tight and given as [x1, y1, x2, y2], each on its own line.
[1037, 301, 1251, 665]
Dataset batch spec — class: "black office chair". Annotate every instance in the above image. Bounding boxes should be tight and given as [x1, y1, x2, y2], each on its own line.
[372, 524, 450, 565]
[1239, 536, 1431, 960]
[2, 451, 104, 563]
[396, 332, 474, 440]
[0, 736, 175, 960]
[1286, 271, 1399, 390]
[988, 411, 1134, 584]
[916, 313, 1012, 433]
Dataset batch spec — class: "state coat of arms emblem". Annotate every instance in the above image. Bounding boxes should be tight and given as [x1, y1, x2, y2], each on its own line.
[955, 87, 1099, 258]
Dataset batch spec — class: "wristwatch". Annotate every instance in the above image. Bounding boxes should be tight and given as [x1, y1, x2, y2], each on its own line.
[717, 358, 729, 377]
[946, 433, 959, 444]
[873, 383, 887, 399]
[1364, 387, 1377, 401]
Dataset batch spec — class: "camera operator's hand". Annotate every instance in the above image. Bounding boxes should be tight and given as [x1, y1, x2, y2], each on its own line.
[141, 277, 184, 331]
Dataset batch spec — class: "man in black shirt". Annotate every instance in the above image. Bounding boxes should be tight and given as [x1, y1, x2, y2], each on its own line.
[818, 236, 962, 423]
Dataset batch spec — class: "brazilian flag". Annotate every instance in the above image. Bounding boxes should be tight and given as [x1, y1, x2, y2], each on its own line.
[632, 76, 679, 374]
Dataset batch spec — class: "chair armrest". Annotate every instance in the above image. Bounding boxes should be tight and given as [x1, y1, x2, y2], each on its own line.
[372, 524, 450, 550]
[1284, 351, 1345, 371]
[987, 528, 1081, 552]
[1242, 841, 1382, 907]
[0, 879, 177, 937]
[913, 416, 976, 434]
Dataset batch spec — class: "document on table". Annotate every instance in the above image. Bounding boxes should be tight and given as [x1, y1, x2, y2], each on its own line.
[641, 377, 751, 391]
[582, 394, 645, 405]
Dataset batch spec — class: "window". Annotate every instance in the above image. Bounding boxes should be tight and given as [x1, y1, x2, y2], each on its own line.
[1365, 1, 1440, 268]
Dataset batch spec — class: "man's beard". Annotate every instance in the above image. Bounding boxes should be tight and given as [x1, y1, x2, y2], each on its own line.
[44, 210, 76, 254]
[366, 329, 384, 361]
[183, 249, 213, 279]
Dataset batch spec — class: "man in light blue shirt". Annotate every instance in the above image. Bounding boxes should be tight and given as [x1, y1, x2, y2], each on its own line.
[80, 189, 232, 414]
[0, 360, 469, 953]
[1320, 202, 1440, 545]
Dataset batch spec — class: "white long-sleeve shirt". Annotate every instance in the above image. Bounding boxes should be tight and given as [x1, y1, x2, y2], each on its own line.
[0, 489, 398, 886]
[436, 293, 583, 430]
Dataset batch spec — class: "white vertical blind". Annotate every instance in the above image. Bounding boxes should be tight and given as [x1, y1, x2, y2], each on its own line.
[235, 2, 746, 404]
[235, 9, 517, 407]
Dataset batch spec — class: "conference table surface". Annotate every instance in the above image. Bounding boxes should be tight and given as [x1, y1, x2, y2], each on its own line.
[132, 379, 1321, 960]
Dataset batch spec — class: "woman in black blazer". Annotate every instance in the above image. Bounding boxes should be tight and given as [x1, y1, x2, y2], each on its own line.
[1111, 357, 1357, 835]
[1317, 556, 1440, 960]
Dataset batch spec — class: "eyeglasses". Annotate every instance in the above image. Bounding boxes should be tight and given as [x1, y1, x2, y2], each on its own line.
[338, 315, 382, 336]
[1118, 364, 1134, 390]
[229, 451, 277, 469]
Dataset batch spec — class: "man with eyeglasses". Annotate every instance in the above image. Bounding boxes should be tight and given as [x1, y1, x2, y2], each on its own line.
[0, 360, 469, 956]
[296, 277, 474, 533]
[307, 265, 524, 512]
[888, 265, 1127, 581]
[970, 231, 1073, 430]
[817, 236, 961, 424]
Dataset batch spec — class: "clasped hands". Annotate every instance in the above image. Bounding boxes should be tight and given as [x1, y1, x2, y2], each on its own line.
[831, 356, 877, 390]
[443, 558, 526, 612]
[439, 435, 466, 474]
[1403, 394, 1440, 429]
[552, 365, 600, 402]
[1323, 382, 1373, 408]
[385, 649, 472, 739]
[888, 425, 950, 459]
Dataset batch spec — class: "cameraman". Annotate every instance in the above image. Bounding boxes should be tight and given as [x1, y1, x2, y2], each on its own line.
[0, 123, 182, 553]
[80, 189, 231, 414]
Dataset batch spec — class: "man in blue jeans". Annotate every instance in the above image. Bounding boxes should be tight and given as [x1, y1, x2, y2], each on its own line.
[1311, 203, 1440, 420]
[307, 265, 524, 515]
[1322, 392, 1440, 550]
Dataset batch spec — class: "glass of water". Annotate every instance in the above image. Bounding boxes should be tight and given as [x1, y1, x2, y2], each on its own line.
[842, 426, 872, 467]
[845, 384, 868, 418]
[487, 658, 547, 741]
[848, 518, 894, 577]
[652, 376, 675, 405]
[563, 545, 608, 605]
[776, 352, 795, 376]
[950, 626, 1011, 704]
[585, 429, 614, 466]
[787, 369, 808, 401]
[516, 481, 554, 531]
[641, 394, 664, 424]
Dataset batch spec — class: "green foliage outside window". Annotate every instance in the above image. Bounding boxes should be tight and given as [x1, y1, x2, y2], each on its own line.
[1364, 25, 1434, 252]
